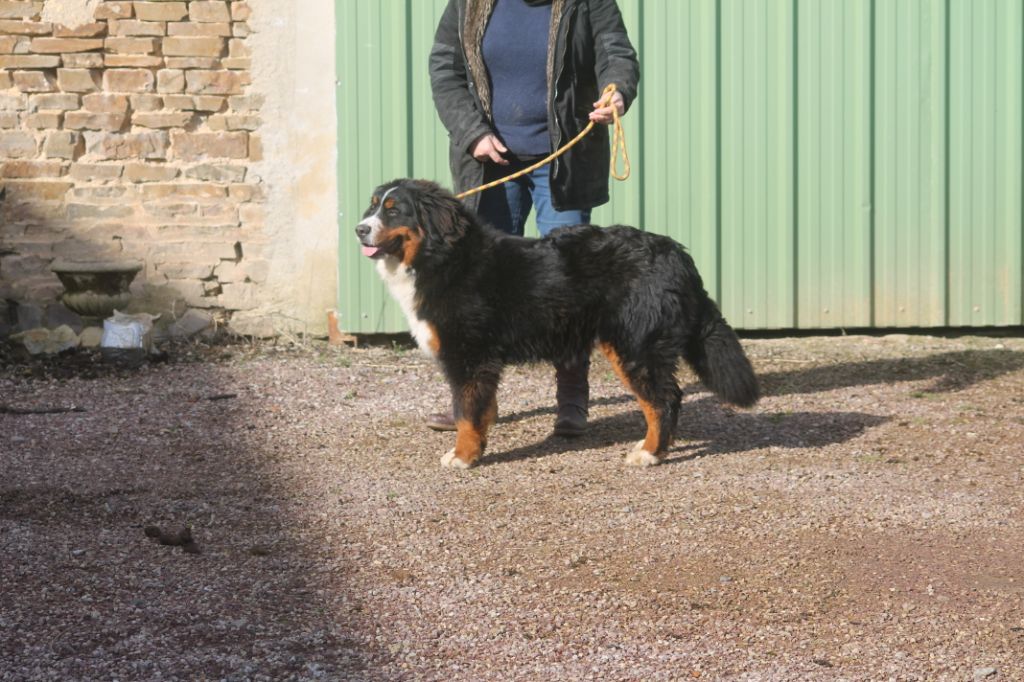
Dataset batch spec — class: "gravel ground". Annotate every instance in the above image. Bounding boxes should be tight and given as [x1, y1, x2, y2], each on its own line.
[1, 333, 1023, 681]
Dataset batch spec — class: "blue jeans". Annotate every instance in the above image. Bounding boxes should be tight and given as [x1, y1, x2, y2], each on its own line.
[477, 159, 592, 237]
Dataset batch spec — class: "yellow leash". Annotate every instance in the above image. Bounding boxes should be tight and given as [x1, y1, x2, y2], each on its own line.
[455, 83, 630, 200]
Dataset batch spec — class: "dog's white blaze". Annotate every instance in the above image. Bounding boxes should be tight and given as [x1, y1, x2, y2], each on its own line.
[357, 187, 398, 243]
[376, 258, 436, 358]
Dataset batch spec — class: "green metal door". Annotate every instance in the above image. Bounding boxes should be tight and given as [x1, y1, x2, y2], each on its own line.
[337, 0, 1024, 333]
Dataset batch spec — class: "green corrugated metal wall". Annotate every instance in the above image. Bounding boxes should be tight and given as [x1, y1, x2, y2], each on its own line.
[336, 0, 1024, 333]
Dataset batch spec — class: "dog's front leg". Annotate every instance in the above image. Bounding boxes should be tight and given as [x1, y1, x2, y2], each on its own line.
[441, 369, 500, 469]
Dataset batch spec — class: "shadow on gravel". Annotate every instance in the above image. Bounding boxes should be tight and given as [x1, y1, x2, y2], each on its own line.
[0, 344, 386, 679]
[759, 349, 1024, 397]
[484, 395, 887, 466]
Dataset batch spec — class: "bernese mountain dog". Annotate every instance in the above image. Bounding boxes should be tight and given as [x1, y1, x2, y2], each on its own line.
[356, 179, 759, 469]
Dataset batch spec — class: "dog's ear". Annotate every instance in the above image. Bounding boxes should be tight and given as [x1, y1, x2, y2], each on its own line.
[408, 180, 467, 244]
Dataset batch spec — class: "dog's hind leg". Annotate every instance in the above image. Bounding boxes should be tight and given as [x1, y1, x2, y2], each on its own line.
[440, 368, 500, 469]
[598, 342, 677, 467]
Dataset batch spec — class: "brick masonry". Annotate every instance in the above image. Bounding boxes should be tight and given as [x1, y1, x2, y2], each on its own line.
[0, 0, 266, 333]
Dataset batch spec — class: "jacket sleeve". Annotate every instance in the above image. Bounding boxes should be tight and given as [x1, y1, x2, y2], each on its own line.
[589, 0, 640, 113]
[429, 0, 493, 153]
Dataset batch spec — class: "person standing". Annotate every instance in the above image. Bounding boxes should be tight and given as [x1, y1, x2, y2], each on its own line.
[428, 0, 640, 436]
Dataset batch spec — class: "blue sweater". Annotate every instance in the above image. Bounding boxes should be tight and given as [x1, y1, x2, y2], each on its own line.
[482, 0, 552, 156]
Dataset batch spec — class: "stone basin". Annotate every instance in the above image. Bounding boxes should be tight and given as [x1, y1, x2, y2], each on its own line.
[50, 260, 143, 321]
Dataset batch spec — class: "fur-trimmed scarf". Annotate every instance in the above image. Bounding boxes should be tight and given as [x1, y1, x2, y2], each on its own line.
[463, 0, 566, 121]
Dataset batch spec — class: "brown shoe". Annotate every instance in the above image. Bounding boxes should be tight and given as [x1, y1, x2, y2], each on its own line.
[425, 411, 457, 432]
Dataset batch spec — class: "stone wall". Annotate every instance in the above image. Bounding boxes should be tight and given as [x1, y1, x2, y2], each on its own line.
[0, 0, 273, 337]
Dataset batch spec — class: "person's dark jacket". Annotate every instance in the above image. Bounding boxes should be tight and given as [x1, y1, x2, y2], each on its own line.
[429, 0, 640, 212]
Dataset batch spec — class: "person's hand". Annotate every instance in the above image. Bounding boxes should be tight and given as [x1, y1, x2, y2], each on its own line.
[589, 90, 625, 124]
[470, 133, 509, 165]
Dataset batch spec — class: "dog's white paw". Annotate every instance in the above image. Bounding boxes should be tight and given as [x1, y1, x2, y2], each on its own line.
[440, 448, 472, 469]
[625, 440, 661, 467]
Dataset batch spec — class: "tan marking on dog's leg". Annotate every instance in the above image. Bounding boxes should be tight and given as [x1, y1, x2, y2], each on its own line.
[599, 342, 664, 465]
[441, 418, 486, 468]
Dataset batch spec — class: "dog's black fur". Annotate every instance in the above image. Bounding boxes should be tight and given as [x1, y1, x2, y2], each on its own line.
[356, 179, 758, 468]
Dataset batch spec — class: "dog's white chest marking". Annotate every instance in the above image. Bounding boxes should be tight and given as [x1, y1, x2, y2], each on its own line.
[376, 259, 436, 358]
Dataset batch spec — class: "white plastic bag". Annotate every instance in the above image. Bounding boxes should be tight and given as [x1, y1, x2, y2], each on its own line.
[100, 311, 160, 362]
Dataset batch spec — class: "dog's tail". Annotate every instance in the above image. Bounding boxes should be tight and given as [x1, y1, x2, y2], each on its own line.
[682, 302, 760, 408]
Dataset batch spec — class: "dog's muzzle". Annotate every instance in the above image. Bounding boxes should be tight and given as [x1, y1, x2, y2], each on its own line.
[355, 219, 381, 258]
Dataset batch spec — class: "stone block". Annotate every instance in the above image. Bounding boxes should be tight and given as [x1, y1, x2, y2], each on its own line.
[123, 162, 179, 182]
[0, 2, 43, 20]
[227, 94, 263, 112]
[161, 94, 194, 110]
[0, 71, 10, 89]
[142, 183, 226, 200]
[232, 22, 250, 39]
[185, 163, 245, 183]
[225, 114, 259, 131]
[65, 111, 128, 131]
[162, 36, 224, 57]
[62, 53, 104, 68]
[189, 1, 230, 23]
[94, 2, 133, 21]
[53, 22, 106, 38]
[44, 131, 83, 159]
[0, 35, 18, 53]
[108, 19, 166, 37]
[192, 95, 225, 112]
[1, 159, 62, 178]
[156, 68, 185, 93]
[185, 69, 248, 95]
[167, 21, 230, 37]
[83, 130, 169, 160]
[102, 68, 155, 93]
[165, 57, 219, 70]
[29, 93, 79, 111]
[104, 37, 157, 54]
[1, 179, 72, 200]
[168, 307, 213, 338]
[104, 55, 164, 68]
[143, 202, 198, 220]
[0, 54, 60, 68]
[132, 111, 194, 128]
[220, 57, 249, 70]
[0, 93, 27, 110]
[29, 38, 104, 53]
[12, 70, 55, 92]
[69, 162, 123, 181]
[0, 131, 37, 158]
[57, 68, 101, 93]
[0, 112, 18, 128]
[66, 203, 134, 220]
[129, 94, 163, 111]
[134, 2, 187, 22]
[83, 92, 129, 113]
[24, 111, 62, 128]
[170, 131, 247, 160]
[150, 241, 240, 263]
[0, 19, 50, 34]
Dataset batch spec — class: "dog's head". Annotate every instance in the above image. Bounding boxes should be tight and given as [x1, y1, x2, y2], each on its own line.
[355, 179, 470, 266]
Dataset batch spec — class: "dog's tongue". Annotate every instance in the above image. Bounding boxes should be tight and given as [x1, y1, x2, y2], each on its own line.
[361, 245, 379, 258]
